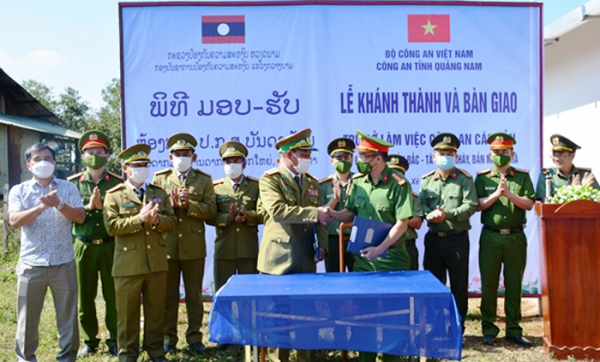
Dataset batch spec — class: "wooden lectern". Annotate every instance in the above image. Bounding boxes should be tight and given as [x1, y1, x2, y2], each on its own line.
[535, 200, 600, 361]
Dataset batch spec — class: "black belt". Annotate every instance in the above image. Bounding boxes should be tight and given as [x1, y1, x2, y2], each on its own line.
[429, 230, 466, 238]
[76, 236, 112, 245]
[483, 225, 524, 235]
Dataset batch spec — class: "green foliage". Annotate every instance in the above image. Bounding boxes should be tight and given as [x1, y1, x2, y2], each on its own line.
[551, 184, 600, 204]
[22, 78, 123, 174]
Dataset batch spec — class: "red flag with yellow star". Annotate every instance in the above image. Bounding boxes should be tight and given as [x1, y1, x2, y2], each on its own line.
[407, 14, 450, 43]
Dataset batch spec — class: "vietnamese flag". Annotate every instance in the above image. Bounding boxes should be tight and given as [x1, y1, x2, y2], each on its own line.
[407, 14, 450, 43]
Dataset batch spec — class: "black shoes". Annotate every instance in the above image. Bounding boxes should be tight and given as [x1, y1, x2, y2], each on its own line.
[189, 342, 207, 354]
[108, 345, 118, 356]
[76, 345, 97, 358]
[482, 335, 495, 345]
[507, 335, 533, 347]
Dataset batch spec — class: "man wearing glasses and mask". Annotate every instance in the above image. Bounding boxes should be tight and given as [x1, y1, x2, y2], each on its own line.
[535, 134, 599, 201]
[68, 130, 122, 357]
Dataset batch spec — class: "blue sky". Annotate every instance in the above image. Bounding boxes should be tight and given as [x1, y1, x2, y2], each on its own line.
[0, 0, 587, 110]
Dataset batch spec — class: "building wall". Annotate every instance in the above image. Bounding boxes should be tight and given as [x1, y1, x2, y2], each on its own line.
[19, 129, 41, 182]
[544, 18, 600, 172]
[0, 123, 8, 189]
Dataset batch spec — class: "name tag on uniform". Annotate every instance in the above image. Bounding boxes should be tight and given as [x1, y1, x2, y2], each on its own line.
[308, 189, 318, 197]
[123, 202, 136, 208]
[485, 186, 496, 190]
[217, 194, 230, 200]
[164, 184, 176, 189]
[284, 188, 294, 195]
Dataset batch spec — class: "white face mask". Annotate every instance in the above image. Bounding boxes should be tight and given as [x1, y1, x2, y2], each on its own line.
[172, 156, 192, 173]
[224, 163, 243, 179]
[30, 160, 55, 179]
[129, 167, 150, 184]
[293, 153, 311, 174]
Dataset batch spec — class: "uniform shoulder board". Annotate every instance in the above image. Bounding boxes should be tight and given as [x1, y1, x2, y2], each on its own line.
[421, 170, 436, 179]
[391, 172, 406, 185]
[542, 168, 552, 175]
[412, 191, 419, 197]
[246, 175, 259, 182]
[319, 175, 333, 184]
[305, 172, 318, 181]
[578, 167, 592, 173]
[194, 168, 211, 178]
[514, 167, 529, 173]
[66, 172, 83, 181]
[107, 171, 123, 180]
[459, 169, 472, 178]
[352, 173, 364, 179]
[155, 168, 172, 175]
[213, 178, 225, 185]
[148, 184, 164, 190]
[265, 168, 280, 176]
[477, 169, 492, 175]
[106, 184, 125, 193]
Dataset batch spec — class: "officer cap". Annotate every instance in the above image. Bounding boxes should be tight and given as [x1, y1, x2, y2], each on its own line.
[276, 128, 318, 153]
[79, 130, 109, 151]
[327, 137, 355, 157]
[386, 154, 409, 173]
[487, 132, 516, 149]
[550, 134, 580, 152]
[118, 143, 151, 164]
[219, 140, 248, 159]
[431, 133, 460, 151]
[356, 130, 393, 153]
[167, 133, 197, 152]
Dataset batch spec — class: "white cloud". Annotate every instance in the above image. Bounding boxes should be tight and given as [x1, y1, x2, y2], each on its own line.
[0, 48, 18, 67]
[24, 49, 66, 70]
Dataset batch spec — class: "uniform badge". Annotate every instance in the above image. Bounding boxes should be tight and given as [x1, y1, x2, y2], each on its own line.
[391, 157, 399, 164]
[495, 135, 504, 142]
[123, 202, 135, 208]
[177, 139, 185, 145]
[80, 174, 86, 182]
[308, 188, 318, 196]
[552, 137, 559, 145]
[228, 147, 235, 153]
[104, 174, 111, 182]
[443, 136, 451, 143]
[338, 140, 346, 148]
[138, 151, 146, 157]
[89, 133, 98, 140]
[383, 174, 388, 183]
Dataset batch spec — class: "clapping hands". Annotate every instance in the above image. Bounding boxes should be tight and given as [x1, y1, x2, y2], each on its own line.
[426, 205, 446, 223]
[39, 185, 60, 209]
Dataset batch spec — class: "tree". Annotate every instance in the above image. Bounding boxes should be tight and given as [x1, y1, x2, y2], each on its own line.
[88, 78, 122, 173]
[21, 80, 58, 113]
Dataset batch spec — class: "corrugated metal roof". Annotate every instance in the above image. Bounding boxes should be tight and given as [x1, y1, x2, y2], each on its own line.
[0, 113, 82, 139]
[0, 68, 61, 124]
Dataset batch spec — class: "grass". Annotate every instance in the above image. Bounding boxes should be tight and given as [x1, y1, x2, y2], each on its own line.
[0, 228, 590, 361]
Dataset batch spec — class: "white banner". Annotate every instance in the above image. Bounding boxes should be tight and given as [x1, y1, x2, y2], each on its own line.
[120, 2, 542, 296]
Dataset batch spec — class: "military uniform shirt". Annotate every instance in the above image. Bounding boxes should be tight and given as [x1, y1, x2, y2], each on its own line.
[535, 166, 600, 200]
[419, 168, 478, 232]
[476, 166, 535, 228]
[405, 192, 424, 240]
[207, 176, 262, 260]
[319, 172, 353, 236]
[69, 170, 123, 238]
[345, 166, 413, 245]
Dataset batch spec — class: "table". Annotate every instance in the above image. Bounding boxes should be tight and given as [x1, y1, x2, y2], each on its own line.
[209, 271, 462, 359]
[209, 271, 462, 360]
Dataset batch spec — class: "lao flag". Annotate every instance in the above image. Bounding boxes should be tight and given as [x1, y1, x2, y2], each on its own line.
[407, 14, 450, 43]
[202, 15, 245, 44]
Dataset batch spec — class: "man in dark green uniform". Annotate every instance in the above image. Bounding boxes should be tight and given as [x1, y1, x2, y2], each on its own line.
[419, 133, 477, 333]
[386, 154, 424, 270]
[104, 143, 176, 362]
[475, 132, 535, 347]
[535, 134, 599, 201]
[68, 130, 121, 357]
[151, 133, 217, 355]
[257, 128, 329, 362]
[330, 131, 413, 362]
[208, 140, 262, 292]
[319, 137, 355, 272]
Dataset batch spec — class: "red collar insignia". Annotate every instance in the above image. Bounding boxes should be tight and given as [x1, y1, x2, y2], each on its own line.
[451, 171, 457, 179]
[80, 174, 86, 182]
[383, 174, 388, 184]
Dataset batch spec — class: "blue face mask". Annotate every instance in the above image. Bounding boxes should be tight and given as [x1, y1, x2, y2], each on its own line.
[436, 155, 455, 171]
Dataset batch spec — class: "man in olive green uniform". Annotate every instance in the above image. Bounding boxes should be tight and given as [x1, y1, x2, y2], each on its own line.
[208, 140, 262, 292]
[330, 131, 413, 362]
[319, 137, 355, 272]
[535, 134, 599, 201]
[386, 154, 424, 271]
[151, 133, 217, 354]
[257, 128, 329, 362]
[476, 132, 535, 347]
[419, 133, 477, 333]
[103, 143, 176, 362]
[68, 130, 121, 357]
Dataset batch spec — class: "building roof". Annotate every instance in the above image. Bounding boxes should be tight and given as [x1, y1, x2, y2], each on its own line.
[0, 68, 61, 124]
[0, 113, 82, 139]
[545, 0, 600, 44]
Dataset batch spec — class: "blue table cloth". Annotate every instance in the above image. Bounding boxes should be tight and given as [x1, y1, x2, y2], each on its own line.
[209, 271, 462, 360]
